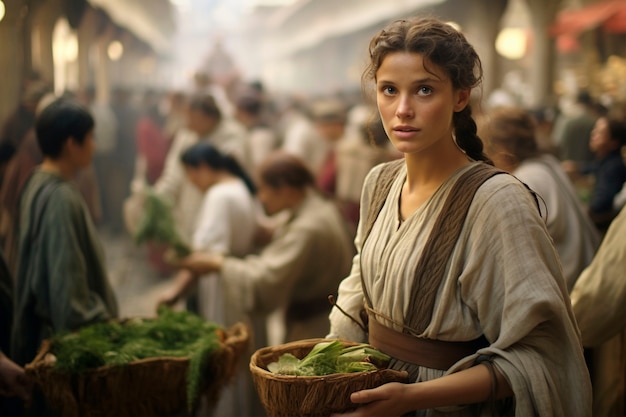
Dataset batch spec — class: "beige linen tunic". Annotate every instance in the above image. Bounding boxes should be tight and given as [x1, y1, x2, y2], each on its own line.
[221, 189, 355, 342]
[571, 207, 626, 417]
[514, 154, 600, 291]
[329, 162, 592, 416]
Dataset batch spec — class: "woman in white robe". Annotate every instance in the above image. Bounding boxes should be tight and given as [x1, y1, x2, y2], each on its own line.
[158, 142, 262, 417]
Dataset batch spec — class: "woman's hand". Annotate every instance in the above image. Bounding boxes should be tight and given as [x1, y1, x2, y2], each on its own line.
[178, 253, 223, 274]
[331, 383, 413, 417]
[156, 286, 181, 310]
[155, 269, 196, 312]
[0, 352, 33, 402]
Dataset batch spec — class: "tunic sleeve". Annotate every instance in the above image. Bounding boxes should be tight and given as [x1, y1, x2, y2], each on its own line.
[453, 179, 591, 417]
[220, 225, 315, 315]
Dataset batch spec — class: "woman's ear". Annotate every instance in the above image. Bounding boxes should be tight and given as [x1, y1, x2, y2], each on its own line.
[453, 89, 471, 113]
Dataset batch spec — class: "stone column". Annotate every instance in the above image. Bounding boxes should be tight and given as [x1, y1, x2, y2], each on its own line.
[94, 22, 116, 104]
[525, 0, 562, 107]
[0, 0, 25, 122]
[464, 0, 508, 101]
[76, 6, 100, 92]
[30, 0, 62, 86]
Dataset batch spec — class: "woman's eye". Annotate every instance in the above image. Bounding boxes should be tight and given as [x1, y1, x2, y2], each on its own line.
[381, 86, 396, 95]
[417, 86, 433, 96]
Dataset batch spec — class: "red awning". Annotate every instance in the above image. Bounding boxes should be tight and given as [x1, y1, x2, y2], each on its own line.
[550, 0, 626, 36]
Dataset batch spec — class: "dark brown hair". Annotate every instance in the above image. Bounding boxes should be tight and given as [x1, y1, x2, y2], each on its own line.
[363, 17, 491, 163]
[605, 117, 626, 147]
[482, 107, 539, 164]
[188, 94, 221, 120]
[258, 151, 315, 189]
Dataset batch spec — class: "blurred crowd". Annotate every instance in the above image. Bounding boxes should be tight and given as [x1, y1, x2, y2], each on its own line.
[1, 61, 626, 416]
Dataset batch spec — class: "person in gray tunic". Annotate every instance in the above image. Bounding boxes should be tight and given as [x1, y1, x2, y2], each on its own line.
[11, 98, 118, 369]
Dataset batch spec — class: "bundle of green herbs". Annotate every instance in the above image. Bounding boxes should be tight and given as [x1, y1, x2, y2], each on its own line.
[134, 189, 191, 258]
[267, 340, 391, 376]
[49, 305, 223, 410]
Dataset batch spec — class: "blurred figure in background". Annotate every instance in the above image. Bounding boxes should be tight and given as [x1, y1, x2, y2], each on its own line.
[0, 80, 51, 186]
[234, 93, 279, 181]
[481, 106, 601, 291]
[0, 93, 57, 275]
[553, 90, 599, 165]
[279, 96, 329, 177]
[151, 94, 246, 240]
[12, 98, 118, 415]
[162, 90, 187, 143]
[178, 152, 355, 343]
[335, 106, 398, 235]
[158, 142, 262, 417]
[135, 90, 170, 185]
[564, 116, 626, 231]
[571, 206, 626, 416]
[311, 97, 349, 199]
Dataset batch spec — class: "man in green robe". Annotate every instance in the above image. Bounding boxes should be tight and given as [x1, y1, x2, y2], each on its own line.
[11, 98, 118, 368]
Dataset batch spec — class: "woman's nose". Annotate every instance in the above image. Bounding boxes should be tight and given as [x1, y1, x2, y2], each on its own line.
[395, 95, 414, 119]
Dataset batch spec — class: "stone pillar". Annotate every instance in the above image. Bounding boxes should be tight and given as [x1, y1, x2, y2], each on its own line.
[0, 0, 25, 122]
[464, 0, 508, 101]
[76, 6, 100, 91]
[525, 0, 562, 107]
[94, 22, 116, 104]
[30, 0, 62, 86]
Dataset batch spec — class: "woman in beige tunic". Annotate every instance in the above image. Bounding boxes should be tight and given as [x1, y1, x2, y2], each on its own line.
[328, 17, 591, 416]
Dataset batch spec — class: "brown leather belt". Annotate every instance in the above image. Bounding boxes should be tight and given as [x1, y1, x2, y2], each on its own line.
[368, 318, 489, 371]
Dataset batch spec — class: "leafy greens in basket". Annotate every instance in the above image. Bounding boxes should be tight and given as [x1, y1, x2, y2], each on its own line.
[267, 340, 391, 376]
[48, 306, 223, 410]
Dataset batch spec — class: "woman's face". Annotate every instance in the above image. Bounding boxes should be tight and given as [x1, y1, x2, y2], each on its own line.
[375, 52, 469, 156]
[184, 165, 215, 192]
[590, 117, 617, 157]
[186, 108, 217, 137]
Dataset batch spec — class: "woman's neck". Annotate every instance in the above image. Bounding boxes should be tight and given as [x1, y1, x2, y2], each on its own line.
[40, 158, 75, 180]
[214, 170, 238, 184]
[403, 148, 470, 191]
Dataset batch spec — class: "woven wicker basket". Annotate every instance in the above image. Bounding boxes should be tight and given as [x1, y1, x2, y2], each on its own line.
[25, 321, 249, 417]
[250, 338, 409, 417]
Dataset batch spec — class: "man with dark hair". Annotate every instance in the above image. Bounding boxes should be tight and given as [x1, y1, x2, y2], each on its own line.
[11, 98, 118, 372]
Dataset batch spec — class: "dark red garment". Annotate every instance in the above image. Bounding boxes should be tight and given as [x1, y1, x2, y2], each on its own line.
[135, 117, 170, 184]
[316, 150, 336, 197]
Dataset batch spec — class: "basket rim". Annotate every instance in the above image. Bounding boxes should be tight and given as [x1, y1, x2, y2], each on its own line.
[249, 338, 409, 380]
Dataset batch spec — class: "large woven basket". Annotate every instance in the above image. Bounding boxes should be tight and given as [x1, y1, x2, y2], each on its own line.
[25, 321, 249, 417]
[250, 338, 409, 417]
